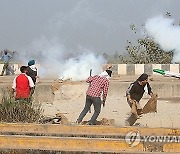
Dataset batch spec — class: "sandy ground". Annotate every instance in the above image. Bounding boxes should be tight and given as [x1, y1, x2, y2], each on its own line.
[42, 79, 180, 128]
[1, 75, 180, 128]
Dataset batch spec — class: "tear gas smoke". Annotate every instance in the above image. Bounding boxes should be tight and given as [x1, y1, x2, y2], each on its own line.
[19, 37, 106, 81]
[16, 1, 111, 80]
[61, 52, 106, 81]
[145, 15, 180, 63]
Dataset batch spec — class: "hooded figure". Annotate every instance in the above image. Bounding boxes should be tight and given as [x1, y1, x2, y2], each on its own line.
[26, 60, 38, 84]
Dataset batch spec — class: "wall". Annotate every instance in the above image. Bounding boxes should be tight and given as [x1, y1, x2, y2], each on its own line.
[1, 63, 180, 76]
[110, 64, 180, 75]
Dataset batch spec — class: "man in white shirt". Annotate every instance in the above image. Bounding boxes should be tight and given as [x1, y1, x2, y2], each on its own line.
[12, 66, 35, 101]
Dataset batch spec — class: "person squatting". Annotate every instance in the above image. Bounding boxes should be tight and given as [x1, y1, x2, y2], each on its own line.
[125, 73, 154, 126]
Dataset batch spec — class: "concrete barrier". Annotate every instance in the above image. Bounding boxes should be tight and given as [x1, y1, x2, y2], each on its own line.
[1, 63, 180, 76]
[0, 123, 180, 153]
[0, 123, 180, 136]
[0, 63, 180, 102]
[117, 64, 180, 75]
[0, 80, 179, 103]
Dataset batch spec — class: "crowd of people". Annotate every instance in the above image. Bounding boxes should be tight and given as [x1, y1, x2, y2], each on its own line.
[0, 49, 156, 126]
[0, 50, 38, 101]
[12, 59, 38, 101]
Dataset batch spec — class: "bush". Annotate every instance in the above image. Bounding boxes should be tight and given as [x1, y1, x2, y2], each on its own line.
[0, 91, 43, 123]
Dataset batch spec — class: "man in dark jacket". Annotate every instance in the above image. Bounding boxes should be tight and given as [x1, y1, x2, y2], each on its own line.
[26, 60, 38, 84]
[125, 73, 153, 126]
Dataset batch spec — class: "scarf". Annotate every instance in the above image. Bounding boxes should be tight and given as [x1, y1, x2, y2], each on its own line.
[29, 65, 37, 72]
[99, 71, 110, 80]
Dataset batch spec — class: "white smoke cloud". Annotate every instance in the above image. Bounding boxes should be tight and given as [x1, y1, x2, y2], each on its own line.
[145, 15, 180, 63]
[15, 0, 108, 80]
[19, 37, 106, 81]
[61, 51, 106, 81]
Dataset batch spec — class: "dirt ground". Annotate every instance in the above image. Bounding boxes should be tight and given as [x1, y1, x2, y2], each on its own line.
[41, 75, 180, 128]
[0, 75, 180, 128]
[43, 94, 180, 128]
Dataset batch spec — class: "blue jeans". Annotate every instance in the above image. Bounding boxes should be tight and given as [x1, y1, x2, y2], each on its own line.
[77, 95, 101, 125]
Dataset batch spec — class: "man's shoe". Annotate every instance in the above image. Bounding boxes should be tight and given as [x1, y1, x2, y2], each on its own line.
[76, 120, 81, 125]
[125, 120, 130, 126]
[86, 122, 93, 125]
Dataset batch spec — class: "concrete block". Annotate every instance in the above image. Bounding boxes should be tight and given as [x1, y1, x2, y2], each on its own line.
[135, 64, 144, 75]
[118, 64, 126, 75]
[0, 64, 3, 73]
[170, 64, 179, 73]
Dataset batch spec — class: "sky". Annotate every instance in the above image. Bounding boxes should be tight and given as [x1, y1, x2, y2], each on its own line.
[0, 0, 180, 55]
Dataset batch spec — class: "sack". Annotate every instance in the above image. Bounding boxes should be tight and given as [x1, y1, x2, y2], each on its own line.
[142, 94, 158, 114]
[131, 100, 142, 117]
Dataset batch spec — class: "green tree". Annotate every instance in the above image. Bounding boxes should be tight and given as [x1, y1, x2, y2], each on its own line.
[120, 24, 173, 64]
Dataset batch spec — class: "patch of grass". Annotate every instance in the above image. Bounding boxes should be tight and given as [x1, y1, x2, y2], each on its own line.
[0, 91, 43, 123]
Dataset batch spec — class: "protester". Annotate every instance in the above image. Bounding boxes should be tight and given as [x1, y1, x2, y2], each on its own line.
[0, 49, 14, 76]
[26, 60, 38, 84]
[12, 66, 35, 101]
[76, 69, 112, 125]
[125, 73, 153, 126]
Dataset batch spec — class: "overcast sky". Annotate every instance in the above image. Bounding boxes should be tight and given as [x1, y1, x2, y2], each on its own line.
[0, 0, 179, 54]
